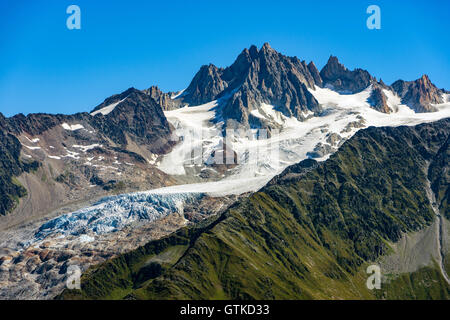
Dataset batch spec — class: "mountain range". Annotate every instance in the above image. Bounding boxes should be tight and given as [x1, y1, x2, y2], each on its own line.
[0, 43, 449, 300]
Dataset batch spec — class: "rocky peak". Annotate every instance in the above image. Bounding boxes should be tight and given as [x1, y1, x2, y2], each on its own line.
[90, 88, 175, 154]
[180, 43, 322, 130]
[391, 75, 443, 112]
[90, 87, 139, 115]
[259, 42, 277, 57]
[320, 55, 375, 93]
[248, 45, 259, 59]
[146, 85, 164, 99]
[321, 56, 346, 77]
[418, 74, 432, 85]
[144, 86, 181, 111]
[183, 64, 228, 105]
[307, 61, 323, 87]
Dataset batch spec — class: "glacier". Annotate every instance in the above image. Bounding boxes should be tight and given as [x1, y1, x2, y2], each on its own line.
[34, 191, 204, 241]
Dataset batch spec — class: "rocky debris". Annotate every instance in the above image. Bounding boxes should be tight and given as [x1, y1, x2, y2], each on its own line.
[391, 75, 444, 112]
[307, 142, 335, 158]
[326, 132, 343, 147]
[0, 193, 238, 300]
[368, 86, 392, 113]
[341, 117, 366, 134]
[320, 55, 375, 93]
[205, 142, 238, 174]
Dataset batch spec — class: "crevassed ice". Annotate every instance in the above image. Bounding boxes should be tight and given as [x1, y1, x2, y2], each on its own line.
[35, 192, 203, 240]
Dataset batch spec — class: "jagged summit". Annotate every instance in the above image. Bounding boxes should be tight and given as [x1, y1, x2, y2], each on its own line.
[144, 85, 182, 111]
[307, 61, 323, 87]
[180, 43, 323, 129]
[90, 87, 139, 115]
[392, 74, 444, 112]
[320, 55, 376, 93]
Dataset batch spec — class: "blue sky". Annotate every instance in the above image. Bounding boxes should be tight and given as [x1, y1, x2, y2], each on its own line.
[0, 0, 449, 117]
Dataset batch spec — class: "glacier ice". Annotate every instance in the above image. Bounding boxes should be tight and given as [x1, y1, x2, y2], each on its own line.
[34, 191, 204, 240]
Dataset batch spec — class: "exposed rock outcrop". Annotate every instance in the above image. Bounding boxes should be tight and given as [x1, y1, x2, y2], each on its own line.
[144, 86, 182, 111]
[91, 87, 175, 154]
[183, 64, 229, 106]
[368, 86, 392, 113]
[392, 75, 443, 112]
[320, 55, 375, 93]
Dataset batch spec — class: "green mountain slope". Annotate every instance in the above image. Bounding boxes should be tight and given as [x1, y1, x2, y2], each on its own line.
[0, 129, 39, 216]
[60, 118, 450, 300]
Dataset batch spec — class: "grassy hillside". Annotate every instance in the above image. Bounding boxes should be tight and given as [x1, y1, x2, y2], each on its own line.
[377, 263, 450, 300]
[60, 119, 450, 300]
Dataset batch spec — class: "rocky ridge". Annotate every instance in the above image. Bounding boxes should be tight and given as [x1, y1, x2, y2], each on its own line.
[392, 75, 444, 112]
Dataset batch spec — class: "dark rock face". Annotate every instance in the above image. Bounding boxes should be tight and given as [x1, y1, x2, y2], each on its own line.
[5, 113, 67, 136]
[183, 64, 229, 106]
[223, 43, 322, 126]
[320, 56, 375, 93]
[182, 43, 322, 129]
[368, 86, 391, 113]
[90, 87, 136, 114]
[91, 88, 175, 154]
[306, 142, 334, 158]
[0, 128, 39, 216]
[307, 61, 323, 87]
[392, 75, 443, 112]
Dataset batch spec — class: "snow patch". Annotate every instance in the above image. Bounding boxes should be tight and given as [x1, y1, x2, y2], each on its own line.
[90, 97, 128, 116]
[62, 123, 84, 131]
[171, 89, 187, 100]
[79, 235, 95, 243]
[72, 144, 102, 152]
[25, 137, 40, 143]
[23, 145, 41, 150]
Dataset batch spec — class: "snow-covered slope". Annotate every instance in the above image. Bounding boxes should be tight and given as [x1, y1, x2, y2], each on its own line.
[159, 85, 450, 184]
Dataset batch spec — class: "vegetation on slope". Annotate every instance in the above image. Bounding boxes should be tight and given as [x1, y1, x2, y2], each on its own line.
[377, 264, 450, 300]
[0, 130, 39, 215]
